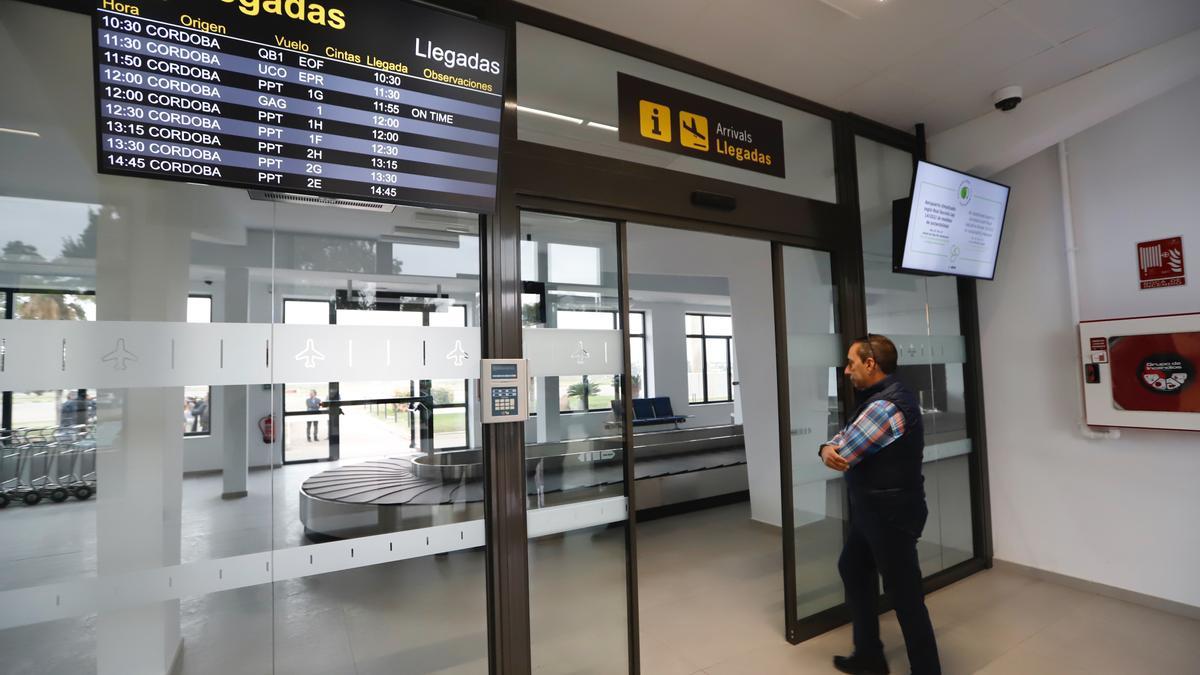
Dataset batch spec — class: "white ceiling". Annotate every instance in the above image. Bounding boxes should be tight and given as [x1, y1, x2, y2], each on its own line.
[520, 0, 1200, 134]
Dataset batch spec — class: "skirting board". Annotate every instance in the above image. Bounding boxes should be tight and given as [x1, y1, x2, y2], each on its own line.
[992, 559, 1200, 621]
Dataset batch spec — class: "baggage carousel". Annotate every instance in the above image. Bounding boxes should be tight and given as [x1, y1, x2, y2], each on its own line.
[300, 425, 747, 540]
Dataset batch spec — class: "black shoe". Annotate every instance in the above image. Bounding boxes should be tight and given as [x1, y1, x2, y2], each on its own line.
[833, 652, 889, 675]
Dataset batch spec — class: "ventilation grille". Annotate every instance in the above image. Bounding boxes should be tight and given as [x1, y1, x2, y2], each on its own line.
[247, 190, 395, 212]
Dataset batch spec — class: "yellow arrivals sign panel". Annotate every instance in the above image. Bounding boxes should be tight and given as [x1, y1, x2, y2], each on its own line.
[617, 73, 785, 178]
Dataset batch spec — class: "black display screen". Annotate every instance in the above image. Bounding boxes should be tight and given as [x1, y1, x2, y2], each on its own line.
[92, 0, 505, 212]
[490, 362, 518, 380]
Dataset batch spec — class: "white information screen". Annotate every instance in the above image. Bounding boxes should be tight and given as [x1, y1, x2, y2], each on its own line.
[901, 161, 1009, 279]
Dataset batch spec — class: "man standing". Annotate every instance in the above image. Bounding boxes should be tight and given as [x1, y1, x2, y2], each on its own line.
[820, 334, 940, 675]
[306, 390, 322, 442]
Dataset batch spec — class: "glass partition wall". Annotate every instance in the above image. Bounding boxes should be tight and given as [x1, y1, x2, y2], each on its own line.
[0, 3, 992, 672]
[855, 136, 977, 574]
[519, 212, 631, 674]
[1, 3, 489, 673]
[779, 246, 846, 622]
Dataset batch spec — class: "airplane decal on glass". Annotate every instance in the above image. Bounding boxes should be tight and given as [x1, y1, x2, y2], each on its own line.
[572, 341, 591, 365]
[102, 338, 138, 371]
[294, 339, 326, 369]
[446, 340, 469, 366]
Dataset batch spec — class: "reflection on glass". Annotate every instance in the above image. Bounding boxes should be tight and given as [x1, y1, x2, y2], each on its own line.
[547, 242, 601, 285]
[857, 135, 975, 576]
[781, 245, 844, 620]
[521, 211, 628, 673]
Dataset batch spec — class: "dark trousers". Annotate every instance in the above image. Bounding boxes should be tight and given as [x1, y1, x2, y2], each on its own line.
[306, 420, 319, 440]
[839, 488, 941, 675]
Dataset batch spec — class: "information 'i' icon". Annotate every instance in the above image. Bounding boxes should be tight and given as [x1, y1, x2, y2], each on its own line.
[638, 101, 672, 143]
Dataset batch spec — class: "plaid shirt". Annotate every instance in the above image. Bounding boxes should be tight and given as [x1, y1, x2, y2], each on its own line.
[824, 399, 907, 467]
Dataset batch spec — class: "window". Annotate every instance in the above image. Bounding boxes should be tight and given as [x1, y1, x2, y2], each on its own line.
[686, 313, 733, 404]
[629, 311, 649, 398]
[185, 294, 213, 436]
[4, 291, 97, 435]
[556, 310, 646, 412]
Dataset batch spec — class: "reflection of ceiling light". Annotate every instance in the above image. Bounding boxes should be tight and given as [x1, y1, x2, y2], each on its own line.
[517, 105, 584, 124]
[586, 121, 618, 132]
[390, 224, 460, 242]
[413, 209, 475, 233]
[816, 0, 862, 19]
[0, 127, 40, 138]
[379, 234, 460, 249]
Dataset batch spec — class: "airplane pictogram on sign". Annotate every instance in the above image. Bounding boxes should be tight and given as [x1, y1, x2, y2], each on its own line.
[679, 111, 709, 151]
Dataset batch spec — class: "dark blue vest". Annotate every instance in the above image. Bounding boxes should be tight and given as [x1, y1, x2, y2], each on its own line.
[844, 375, 925, 495]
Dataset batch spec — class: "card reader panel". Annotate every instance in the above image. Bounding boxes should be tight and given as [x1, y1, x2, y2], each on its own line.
[481, 358, 529, 423]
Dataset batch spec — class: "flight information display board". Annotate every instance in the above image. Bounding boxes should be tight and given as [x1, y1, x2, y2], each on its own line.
[92, 0, 505, 212]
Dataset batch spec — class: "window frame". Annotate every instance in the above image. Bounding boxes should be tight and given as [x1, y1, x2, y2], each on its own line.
[685, 312, 734, 404]
[184, 294, 214, 438]
[280, 294, 474, 459]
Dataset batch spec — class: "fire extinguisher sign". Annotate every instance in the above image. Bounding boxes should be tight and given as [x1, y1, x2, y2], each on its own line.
[1137, 236, 1185, 289]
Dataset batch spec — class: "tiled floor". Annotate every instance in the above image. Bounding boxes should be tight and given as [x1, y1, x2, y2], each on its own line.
[3, 476, 1198, 674]
[637, 503, 1200, 675]
[664, 564, 1200, 674]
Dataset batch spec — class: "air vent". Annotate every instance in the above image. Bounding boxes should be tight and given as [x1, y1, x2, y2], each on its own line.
[247, 190, 395, 212]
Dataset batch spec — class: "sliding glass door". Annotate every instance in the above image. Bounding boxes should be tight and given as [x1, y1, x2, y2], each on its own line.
[775, 244, 848, 638]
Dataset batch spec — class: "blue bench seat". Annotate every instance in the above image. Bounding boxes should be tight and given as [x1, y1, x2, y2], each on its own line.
[612, 397, 688, 428]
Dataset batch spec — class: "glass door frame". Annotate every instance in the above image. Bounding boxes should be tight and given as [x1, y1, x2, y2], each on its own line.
[508, 192, 863, 670]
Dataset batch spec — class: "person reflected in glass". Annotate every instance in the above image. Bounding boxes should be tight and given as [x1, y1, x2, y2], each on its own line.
[190, 396, 208, 434]
[306, 389, 322, 442]
[819, 334, 941, 675]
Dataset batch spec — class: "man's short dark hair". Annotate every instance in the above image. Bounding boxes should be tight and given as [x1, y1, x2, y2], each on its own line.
[853, 334, 898, 374]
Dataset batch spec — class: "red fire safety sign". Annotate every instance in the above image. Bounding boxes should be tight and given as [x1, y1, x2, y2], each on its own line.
[1137, 236, 1185, 289]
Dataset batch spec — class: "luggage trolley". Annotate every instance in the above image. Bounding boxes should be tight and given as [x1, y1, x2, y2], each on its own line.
[2, 428, 51, 506]
[54, 423, 96, 501]
[0, 430, 16, 508]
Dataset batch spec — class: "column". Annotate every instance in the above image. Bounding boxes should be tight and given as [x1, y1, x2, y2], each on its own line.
[94, 195, 189, 675]
[221, 267, 250, 499]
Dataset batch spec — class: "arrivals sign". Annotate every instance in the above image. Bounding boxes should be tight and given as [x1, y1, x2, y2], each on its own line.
[616, 73, 786, 178]
[92, 0, 505, 212]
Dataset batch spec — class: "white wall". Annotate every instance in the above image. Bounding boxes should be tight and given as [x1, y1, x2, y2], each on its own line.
[978, 76, 1200, 608]
[626, 224, 782, 526]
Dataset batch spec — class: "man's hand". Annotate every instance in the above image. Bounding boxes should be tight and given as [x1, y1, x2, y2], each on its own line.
[820, 444, 849, 472]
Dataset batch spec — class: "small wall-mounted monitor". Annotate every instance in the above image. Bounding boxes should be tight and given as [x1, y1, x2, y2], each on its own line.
[893, 161, 1011, 280]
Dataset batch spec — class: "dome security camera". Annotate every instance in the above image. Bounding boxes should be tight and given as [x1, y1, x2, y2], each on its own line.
[993, 85, 1023, 112]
